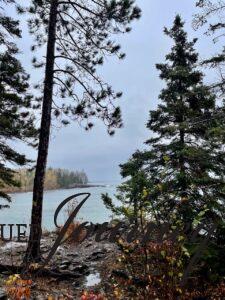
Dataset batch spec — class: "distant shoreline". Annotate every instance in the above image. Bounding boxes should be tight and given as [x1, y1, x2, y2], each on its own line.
[8, 183, 107, 195]
[66, 183, 106, 189]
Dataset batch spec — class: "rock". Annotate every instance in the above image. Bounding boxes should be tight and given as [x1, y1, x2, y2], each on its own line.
[59, 260, 71, 270]
[88, 250, 105, 261]
[16, 248, 24, 254]
[70, 260, 80, 266]
[40, 245, 48, 251]
[102, 246, 112, 253]
[72, 264, 89, 275]
[85, 242, 92, 248]
[61, 260, 70, 266]
[59, 264, 68, 270]
[67, 253, 79, 258]
[94, 248, 107, 253]
[56, 247, 64, 255]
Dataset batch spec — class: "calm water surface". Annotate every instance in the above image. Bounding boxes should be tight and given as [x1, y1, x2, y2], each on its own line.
[0, 184, 117, 232]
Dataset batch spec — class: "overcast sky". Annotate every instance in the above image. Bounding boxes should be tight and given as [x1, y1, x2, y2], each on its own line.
[12, 0, 219, 182]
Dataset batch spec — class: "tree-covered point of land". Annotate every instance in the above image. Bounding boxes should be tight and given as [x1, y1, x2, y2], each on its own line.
[2, 168, 88, 193]
[0, 0, 37, 208]
[56, 168, 88, 188]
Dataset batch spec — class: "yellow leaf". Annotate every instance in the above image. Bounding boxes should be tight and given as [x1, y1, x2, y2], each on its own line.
[163, 155, 170, 162]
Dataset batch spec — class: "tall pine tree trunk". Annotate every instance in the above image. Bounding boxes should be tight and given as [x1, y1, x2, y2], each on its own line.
[24, 0, 58, 264]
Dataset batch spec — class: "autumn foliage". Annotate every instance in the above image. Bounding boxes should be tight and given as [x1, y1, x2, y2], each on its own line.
[5, 274, 32, 300]
[105, 239, 225, 299]
[80, 291, 105, 300]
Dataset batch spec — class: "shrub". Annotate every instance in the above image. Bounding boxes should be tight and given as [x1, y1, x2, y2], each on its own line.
[5, 274, 32, 300]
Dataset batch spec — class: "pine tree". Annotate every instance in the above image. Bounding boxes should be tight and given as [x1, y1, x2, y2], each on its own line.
[0, 0, 37, 207]
[145, 15, 225, 228]
[20, 0, 141, 263]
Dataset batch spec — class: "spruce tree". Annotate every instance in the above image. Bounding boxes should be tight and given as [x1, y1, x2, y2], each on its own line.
[0, 0, 37, 207]
[102, 151, 151, 226]
[145, 15, 225, 228]
[20, 0, 141, 263]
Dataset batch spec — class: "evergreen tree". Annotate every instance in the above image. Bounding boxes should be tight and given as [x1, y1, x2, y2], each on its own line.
[20, 0, 141, 263]
[145, 15, 225, 228]
[0, 0, 37, 207]
[102, 151, 152, 226]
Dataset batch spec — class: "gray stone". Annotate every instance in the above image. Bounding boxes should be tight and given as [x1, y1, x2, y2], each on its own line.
[85, 242, 92, 248]
[61, 260, 70, 266]
[88, 250, 105, 261]
[67, 253, 79, 258]
[73, 264, 89, 275]
[59, 264, 68, 270]
[40, 245, 48, 251]
[102, 246, 112, 253]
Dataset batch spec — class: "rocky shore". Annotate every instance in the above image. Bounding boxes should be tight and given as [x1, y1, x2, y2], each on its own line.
[0, 232, 119, 299]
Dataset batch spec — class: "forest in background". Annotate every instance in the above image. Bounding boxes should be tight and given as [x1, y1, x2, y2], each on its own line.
[3, 168, 88, 193]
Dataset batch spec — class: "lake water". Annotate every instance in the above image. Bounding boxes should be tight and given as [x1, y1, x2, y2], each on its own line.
[0, 184, 117, 233]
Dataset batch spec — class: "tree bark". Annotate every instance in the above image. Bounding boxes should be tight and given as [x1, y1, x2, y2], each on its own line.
[24, 0, 58, 264]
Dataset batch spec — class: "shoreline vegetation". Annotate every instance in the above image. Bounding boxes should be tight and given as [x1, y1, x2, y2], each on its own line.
[2, 168, 102, 194]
